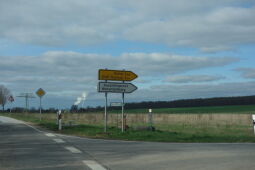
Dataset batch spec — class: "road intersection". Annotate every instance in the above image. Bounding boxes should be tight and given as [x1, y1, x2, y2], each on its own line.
[1, 116, 255, 170]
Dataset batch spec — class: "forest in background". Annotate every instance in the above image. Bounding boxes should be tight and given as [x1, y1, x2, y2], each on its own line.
[4, 95, 254, 113]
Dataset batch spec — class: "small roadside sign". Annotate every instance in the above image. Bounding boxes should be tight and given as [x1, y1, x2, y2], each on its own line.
[36, 88, 46, 97]
[98, 82, 137, 93]
[8, 95, 14, 102]
[98, 69, 137, 81]
[110, 102, 122, 107]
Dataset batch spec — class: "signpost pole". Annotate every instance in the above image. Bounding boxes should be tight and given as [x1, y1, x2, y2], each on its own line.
[122, 92, 125, 132]
[39, 97, 42, 121]
[122, 73, 125, 133]
[104, 92, 108, 132]
[36, 88, 46, 121]
[25, 96, 28, 113]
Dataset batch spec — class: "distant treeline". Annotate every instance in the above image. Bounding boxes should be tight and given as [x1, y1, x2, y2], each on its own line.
[2, 95, 254, 113]
[2, 107, 59, 113]
[124, 95, 255, 110]
[74, 95, 255, 112]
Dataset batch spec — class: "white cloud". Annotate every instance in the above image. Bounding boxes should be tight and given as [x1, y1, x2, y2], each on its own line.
[164, 75, 225, 83]
[120, 53, 238, 76]
[124, 6, 255, 51]
[0, 0, 254, 51]
[0, 51, 237, 97]
[128, 81, 255, 102]
[235, 68, 255, 79]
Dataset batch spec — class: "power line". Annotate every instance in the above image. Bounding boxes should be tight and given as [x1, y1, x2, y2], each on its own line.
[16, 93, 36, 112]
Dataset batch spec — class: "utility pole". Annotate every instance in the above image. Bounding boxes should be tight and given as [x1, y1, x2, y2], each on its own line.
[17, 93, 36, 112]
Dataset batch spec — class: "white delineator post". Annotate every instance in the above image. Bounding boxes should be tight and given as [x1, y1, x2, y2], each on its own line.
[252, 115, 255, 134]
[148, 109, 153, 130]
[58, 110, 62, 130]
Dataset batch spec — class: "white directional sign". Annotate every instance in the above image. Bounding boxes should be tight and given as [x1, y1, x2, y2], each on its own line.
[98, 82, 137, 93]
[110, 102, 122, 107]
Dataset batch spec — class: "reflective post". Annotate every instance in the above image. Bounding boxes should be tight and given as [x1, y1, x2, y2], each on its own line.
[58, 110, 62, 130]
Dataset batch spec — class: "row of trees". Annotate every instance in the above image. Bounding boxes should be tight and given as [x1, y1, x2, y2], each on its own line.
[69, 95, 255, 112]
[124, 95, 255, 109]
[4, 107, 59, 113]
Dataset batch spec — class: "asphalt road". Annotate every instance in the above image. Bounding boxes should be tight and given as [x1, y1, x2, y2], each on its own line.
[1, 116, 255, 170]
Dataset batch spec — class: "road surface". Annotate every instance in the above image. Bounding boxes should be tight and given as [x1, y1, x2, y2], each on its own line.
[1, 116, 255, 170]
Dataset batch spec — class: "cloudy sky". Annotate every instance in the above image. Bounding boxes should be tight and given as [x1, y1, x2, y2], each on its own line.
[1, 0, 255, 109]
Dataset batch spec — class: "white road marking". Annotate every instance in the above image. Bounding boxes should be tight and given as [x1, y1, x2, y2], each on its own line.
[45, 133, 55, 137]
[23, 122, 43, 133]
[83, 160, 106, 170]
[53, 138, 65, 143]
[65, 146, 82, 153]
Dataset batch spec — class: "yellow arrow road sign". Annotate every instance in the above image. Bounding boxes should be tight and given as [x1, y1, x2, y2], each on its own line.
[98, 69, 138, 81]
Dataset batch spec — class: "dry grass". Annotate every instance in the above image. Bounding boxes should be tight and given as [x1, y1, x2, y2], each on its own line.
[2, 112, 255, 142]
[13, 112, 253, 131]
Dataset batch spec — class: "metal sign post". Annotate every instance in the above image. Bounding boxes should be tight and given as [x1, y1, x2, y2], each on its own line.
[122, 92, 125, 132]
[8, 95, 14, 113]
[104, 92, 108, 132]
[39, 97, 42, 120]
[36, 88, 46, 121]
[122, 75, 125, 132]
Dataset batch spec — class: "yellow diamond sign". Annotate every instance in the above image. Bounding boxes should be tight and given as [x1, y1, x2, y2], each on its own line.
[36, 88, 46, 97]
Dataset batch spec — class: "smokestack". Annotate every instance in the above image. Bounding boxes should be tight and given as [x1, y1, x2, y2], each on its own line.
[74, 92, 88, 107]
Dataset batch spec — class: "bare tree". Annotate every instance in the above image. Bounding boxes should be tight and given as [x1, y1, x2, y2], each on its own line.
[0, 85, 11, 111]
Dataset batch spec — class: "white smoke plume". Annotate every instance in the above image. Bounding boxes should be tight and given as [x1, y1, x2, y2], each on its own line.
[74, 92, 87, 106]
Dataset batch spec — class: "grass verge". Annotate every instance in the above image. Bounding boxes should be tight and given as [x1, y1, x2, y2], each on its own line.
[1, 113, 255, 143]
